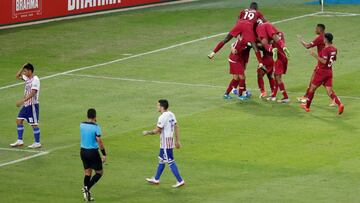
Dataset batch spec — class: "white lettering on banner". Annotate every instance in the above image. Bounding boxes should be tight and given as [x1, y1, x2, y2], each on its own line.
[12, 0, 42, 19]
[68, 0, 122, 11]
[16, 0, 39, 11]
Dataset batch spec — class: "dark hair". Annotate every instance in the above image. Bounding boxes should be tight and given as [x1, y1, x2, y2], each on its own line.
[87, 108, 97, 119]
[250, 2, 258, 10]
[317, 23, 325, 31]
[324, 33, 333, 43]
[158, 99, 169, 110]
[23, 63, 34, 73]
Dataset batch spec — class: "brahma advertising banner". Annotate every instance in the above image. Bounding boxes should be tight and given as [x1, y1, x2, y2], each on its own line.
[0, 0, 170, 26]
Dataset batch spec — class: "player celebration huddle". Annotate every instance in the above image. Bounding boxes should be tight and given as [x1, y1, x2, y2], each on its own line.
[208, 2, 344, 115]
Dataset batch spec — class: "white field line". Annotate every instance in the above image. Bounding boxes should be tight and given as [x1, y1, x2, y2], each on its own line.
[65, 73, 223, 88]
[0, 144, 76, 168]
[318, 11, 360, 17]
[0, 151, 49, 167]
[0, 147, 45, 153]
[0, 11, 322, 91]
[0, 0, 199, 30]
[65, 73, 360, 100]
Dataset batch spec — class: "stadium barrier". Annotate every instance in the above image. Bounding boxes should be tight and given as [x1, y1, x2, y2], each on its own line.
[0, 0, 173, 26]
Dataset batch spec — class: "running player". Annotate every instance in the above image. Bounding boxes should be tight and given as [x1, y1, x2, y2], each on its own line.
[297, 24, 336, 106]
[80, 108, 106, 201]
[256, 22, 290, 103]
[300, 33, 344, 114]
[224, 35, 251, 100]
[208, 2, 264, 68]
[10, 63, 41, 148]
[143, 99, 185, 188]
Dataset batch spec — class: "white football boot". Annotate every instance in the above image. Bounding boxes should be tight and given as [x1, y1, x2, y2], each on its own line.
[146, 177, 160, 185]
[28, 142, 41, 149]
[277, 98, 290, 103]
[10, 140, 24, 147]
[172, 180, 185, 188]
[266, 97, 277, 102]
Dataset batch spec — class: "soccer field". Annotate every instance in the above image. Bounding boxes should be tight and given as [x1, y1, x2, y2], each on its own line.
[1, 0, 360, 202]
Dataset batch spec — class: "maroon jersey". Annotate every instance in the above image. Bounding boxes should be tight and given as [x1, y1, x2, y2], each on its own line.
[256, 22, 280, 41]
[318, 45, 337, 70]
[228, 38, 250, 63]
[239, 9, 265, 26]
[309, 34, 325, 55]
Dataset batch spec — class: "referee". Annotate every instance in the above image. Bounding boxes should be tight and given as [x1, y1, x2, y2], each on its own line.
[80, 108, 106, 201]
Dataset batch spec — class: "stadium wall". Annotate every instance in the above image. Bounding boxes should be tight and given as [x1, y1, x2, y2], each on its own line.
[0, 0, 173, 26]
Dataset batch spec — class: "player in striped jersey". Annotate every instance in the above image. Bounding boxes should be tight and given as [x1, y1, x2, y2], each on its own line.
[10, 63, 41, 149]
[143, 99, 185, 188]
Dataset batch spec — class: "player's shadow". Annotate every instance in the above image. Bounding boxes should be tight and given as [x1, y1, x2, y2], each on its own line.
[227, 99, 304, 118]
[306, 105, 356, 131]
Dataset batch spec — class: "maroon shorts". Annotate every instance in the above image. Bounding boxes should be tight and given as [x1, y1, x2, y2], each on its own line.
[274, 55, 288, 75]
[262, 55, 274, 74]
[229, 60, 245, 75]
[312, 69, 333, 87]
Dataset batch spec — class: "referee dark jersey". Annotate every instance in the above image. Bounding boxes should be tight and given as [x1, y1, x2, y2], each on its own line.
[80, 122, 103, 170]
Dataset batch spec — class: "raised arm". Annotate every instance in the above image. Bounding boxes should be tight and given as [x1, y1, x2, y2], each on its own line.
[16, 65, 24, 80]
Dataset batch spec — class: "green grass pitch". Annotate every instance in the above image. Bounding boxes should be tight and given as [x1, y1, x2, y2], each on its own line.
[0, 0, 360, 202]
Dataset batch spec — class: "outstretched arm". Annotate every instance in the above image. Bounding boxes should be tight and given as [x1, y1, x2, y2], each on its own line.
[208, 33, 234, 59]
[297, 35, 311, 49]
[143, 127, 162, 136]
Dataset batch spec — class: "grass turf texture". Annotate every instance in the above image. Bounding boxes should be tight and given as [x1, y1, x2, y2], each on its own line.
[0, 0, 360, 202]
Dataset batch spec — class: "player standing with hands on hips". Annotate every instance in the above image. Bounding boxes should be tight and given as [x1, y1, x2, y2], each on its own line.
[10, 63, 41, 148]
[80, 108, 107, 201]
[143, 99, 185, 188]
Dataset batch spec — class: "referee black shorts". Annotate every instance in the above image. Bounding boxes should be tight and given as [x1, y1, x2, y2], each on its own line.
[80, 148, 103, 171]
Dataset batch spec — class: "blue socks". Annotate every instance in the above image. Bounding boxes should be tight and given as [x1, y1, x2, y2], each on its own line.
[33, 127, 40, 143]
[17, 125, 24, 140]
[169, 162, 183, 182]
[155, 163, 165, 180]
[17, 125, 41, 143]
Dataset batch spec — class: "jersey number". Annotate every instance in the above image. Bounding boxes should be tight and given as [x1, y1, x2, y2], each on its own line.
[244, 11, 255, 20]
[328, 55, 335, 67]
